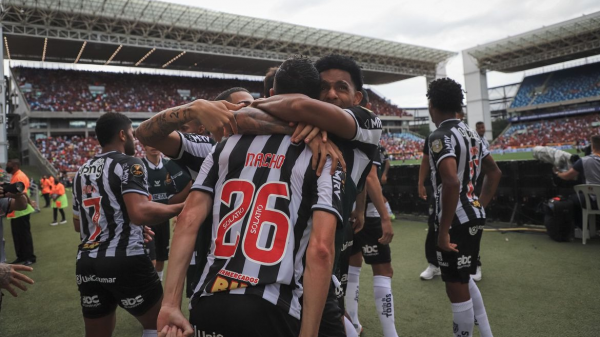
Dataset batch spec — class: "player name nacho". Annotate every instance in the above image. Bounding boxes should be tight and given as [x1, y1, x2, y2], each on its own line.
[217, 269, 259, 285]
[245, 152, 285, 169]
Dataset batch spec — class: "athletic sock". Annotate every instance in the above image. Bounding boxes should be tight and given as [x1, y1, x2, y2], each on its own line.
[345, 266, 362, 333]
[451, 299, 474, 337]
[469, 278, 493, 337]
[373, 275, 398, 337]
[157, 271, 164, 281]
[385, 201, 392, 215]
[142, 329, 157, 337]
[344, 316, 359, 337]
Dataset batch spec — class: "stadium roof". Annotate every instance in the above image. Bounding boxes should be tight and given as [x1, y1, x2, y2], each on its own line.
[465, 11, 600, 72]
[1, 0, 456, 84]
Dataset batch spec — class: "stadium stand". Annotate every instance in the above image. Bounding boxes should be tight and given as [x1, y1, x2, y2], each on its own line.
[35, 136, 145, 172]
[380, 133, 425, 161]
[510, 63, 600, 108]
[491, 113, 600, 149]
[17, 68, 406, 117]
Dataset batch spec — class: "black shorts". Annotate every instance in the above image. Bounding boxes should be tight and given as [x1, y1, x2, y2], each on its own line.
[351, 217, 392, 265]
[435, 218, 484, 284]
[146, 221, 170, 262]
[190, 293, 300, 337]
[76, 254, 163, 319]
[317, 280, 346, 337]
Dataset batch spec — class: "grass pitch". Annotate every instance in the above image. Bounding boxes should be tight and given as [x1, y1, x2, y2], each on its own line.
[1, 197, 599, 336]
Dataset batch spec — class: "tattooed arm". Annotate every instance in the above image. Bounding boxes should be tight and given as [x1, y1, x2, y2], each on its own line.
[234, 107, 295, 135]
[135, 100, 241, 158]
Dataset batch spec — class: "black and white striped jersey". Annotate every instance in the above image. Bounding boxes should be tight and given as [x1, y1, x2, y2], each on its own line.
[72, 151, 150, 259]
[169, 132, 214, 180]
[365, 145, 389, 218]
[428, 119, 490, 224]
[190, 134, 344, 320]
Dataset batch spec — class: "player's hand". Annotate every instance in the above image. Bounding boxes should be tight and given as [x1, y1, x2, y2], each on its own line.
[157, 305, 194, 337]
[0, 264, 34, 297]
[350, 210, 365, 234]
[437, 233, 458, 253]
[418, 184, 427, 200]
[307, 136, 346, 177]
[143, 226, 155, 243]
[381, 174, 388, 185]
[291, 123, 322, 144]
[379, 216, 394, 244]
[190, 100, 242, 141]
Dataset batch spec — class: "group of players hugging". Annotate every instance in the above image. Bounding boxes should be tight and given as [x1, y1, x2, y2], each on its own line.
[72, 54, 500, 337]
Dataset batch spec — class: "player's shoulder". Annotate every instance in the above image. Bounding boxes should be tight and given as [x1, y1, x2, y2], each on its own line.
[345, 106, 382, 129]
[112, 154, 146, 177]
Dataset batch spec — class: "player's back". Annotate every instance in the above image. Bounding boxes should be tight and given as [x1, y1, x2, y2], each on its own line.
[192, 134, 343, 319]
[73, 151, 150, 259]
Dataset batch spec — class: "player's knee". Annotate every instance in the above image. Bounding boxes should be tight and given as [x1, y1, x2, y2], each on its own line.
[373, 263, 393, 278]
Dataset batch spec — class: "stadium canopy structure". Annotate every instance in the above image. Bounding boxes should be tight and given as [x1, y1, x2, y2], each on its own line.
[1, 0, 456, 85]
[461, 11, 600, 141]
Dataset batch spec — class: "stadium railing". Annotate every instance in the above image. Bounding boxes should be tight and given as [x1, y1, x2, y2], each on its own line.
[28, 139, 58, 177]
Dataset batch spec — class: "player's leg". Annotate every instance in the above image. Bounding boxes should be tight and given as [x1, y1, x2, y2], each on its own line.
[445, 282, 474, 337]
[421, 194, 440, 280]
[318, 281, 347, 337]
[345, 242, 364, 334]
[133, 294, 163, 337]
[343, 315, 359, 337]
[83, 312, 117, 337]
[363, 216, 397, 337]
[52, 208, 58, 225]
[468, 220, 492, 336]
[154, 222, 170, 281]
[59, 208, 67, 224]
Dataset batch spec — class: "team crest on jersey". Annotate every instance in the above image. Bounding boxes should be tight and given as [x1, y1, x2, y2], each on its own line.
[130, 164, 144, 177]
[80, 158, 105, 179]
[431, 139, 443, 153]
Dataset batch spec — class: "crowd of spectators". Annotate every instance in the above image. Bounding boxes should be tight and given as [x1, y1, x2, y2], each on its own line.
[17, 68, 263, 113]
[491, 113, 599, 149]
[380, 133, 425, 161]
[35, 136, 144, 172]
[17, 68, 408, 117]
[511, 63, 600, 108]
[366, 89, 412, 117]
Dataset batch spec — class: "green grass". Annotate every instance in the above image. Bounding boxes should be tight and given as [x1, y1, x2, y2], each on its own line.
[2, 200, 600, 336]
[392, 149, 578, 166]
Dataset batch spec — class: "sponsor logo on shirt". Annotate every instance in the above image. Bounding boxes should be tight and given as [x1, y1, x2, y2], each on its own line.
[469, 224, 484, 236]
[80, 158, 105, 179]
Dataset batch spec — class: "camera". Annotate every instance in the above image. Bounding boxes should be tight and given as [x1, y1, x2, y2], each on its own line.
[1, 182, 25, 194]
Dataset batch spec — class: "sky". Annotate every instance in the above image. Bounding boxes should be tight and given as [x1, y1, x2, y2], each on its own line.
[160, 0, 600, 107]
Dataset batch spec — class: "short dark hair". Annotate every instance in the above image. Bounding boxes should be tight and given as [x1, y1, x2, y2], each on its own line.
[476, 121, 485, 126]
[570, 154, 581, 164]
[214, 87, 250, 102]
[591, 135, 600, 151]
[95, 112, 132, 147]
[426, 78, 464, 114]
[274, 57, 321, 99]
[360, 88, 369, 107]
[8, 159, 20, 168]
[264, 67, 278, 98]
[315, 54, 364, 91]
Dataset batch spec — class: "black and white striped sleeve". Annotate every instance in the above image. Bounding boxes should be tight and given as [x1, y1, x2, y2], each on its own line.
[120, 157, 150, 197]
[311, 158, 344, 224]
[170, 132, 214, 173]
[72, 172, 80, 218]
[344, 106, 382, 146]
[429, 130, 456, 169]
[190, 148, 219, 196]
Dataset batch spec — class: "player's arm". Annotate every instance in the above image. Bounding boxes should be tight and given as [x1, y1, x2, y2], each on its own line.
[365, 165, 394, 244]
[381, 157, 390, 184]
[135, 100, 242, 156]
[478, 155, 502, 208]
[234, 107, 295, 135]
[300, 210, 336, 337]
[556, 168, 579, 181]
[158, 190, 212, 337]
[124, 193, 183, 226]
[252, 94, 358, 140]
[418, 154, 430, 200]
[351, 187, 367, 233]
[437, 157, 460, 253]
[167, 181, 192, 205]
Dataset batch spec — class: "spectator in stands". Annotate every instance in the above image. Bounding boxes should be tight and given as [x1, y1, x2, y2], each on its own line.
[50, 177, 68, 226]
[263, 67, 278, 98]
[557, 135, 600, 184]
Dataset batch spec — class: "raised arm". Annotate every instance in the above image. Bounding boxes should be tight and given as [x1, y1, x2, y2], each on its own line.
[252, 94, 358, 140]
[234, 107, 295, 135]
[135, 100, 241, 157]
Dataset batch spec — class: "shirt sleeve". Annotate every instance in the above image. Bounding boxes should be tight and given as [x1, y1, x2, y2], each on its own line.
[190, 144, 221, 196]
[429, 130, 456, 169]
[120, 157, 150, 197]
[170, 132, 215, 175]
[72, 173, 80, 218]
[311, 158, 344, 224]
[573, 159, 584, 174]
[344, 106, 382, 146]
